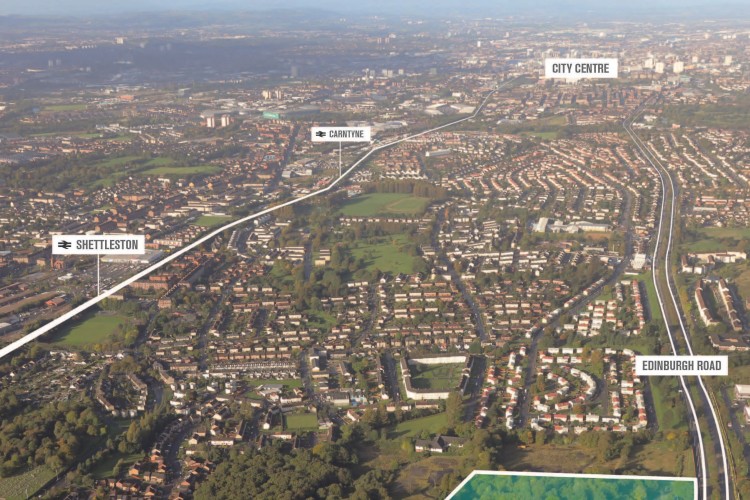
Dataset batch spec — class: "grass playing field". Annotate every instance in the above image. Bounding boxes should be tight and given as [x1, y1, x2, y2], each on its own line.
[43, 103, 87, 112]
[194, 215, 233, 227]
[53, 313, 129, 347]
[340, 193, 429, 217]
[140, 165, 220, 176]
[285, 413, 318, 431]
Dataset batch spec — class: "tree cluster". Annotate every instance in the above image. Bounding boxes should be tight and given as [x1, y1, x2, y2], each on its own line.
[0, 398, 104, 477]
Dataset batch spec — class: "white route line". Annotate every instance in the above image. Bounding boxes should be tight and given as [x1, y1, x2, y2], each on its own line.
[624, 101, 729, 500]
[0, 79, 514, 362]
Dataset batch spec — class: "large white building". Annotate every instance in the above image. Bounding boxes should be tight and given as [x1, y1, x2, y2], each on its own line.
[735, 384, 750, 400]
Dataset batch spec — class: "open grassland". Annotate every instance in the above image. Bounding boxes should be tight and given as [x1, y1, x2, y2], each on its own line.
[501, 440, 694, 477]
[409, 363, 464, 390]
[140, 165, 220, 176]
[340, 193, 429, 217]
[392, 456, 465, 499]
[387, 412, 448, 440]
[634, 271, 663, 321]
[53, 313, 128, 347]
[194, 215, 233, 227]
[351, 235, 418, 275]
[682, 227, 750, 253]
[43, 103, 87, 112]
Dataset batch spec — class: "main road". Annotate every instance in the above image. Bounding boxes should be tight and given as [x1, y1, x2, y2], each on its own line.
[624, 97, 730, 500]
[0, 78, 516, 362]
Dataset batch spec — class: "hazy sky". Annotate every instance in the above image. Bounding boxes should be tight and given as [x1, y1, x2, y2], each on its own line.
[0, 0, 746, 18]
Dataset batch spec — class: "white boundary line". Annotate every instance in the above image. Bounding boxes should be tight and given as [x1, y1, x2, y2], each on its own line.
[624, 101, 729, 500]
[446, 471, 698, 500]
[0, 79, 514, 362]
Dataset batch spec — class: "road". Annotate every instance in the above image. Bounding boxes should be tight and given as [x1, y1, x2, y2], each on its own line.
[0, 78, 516, 362]
[624, 98, 730, 500]
[462, 355, 487, 423]
[518, 189, 634, 428]
[430, 211, 487, 341]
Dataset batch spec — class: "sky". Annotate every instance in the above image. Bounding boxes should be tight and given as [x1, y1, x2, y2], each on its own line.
[1, 0, 747, 18]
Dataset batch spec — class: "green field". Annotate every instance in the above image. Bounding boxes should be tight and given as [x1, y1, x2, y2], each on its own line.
[90, 450, 143, 480]
[340, 193, 429, 217]
[650, 379, 687, 431]
[388, 412, 448, 439]
[634, 272, 663, 322]
[95, 155, 143, 168]
[307, 310, 337, 331]
[734, 268, 750, 304]
[195, 215, 233, 227]
[140, 165, 220, 176]
[285, 413, 318, 431]
[43, 103, 87, 112]
[520, 130, 559, 140]
[682, 227, 750, 253]
[107, 134, 134, 143]
[497, 114, 568, 138]
[31, 130, 100, 138]
[409, 362, 464, 390]
[143, 157, 174, 167]
[351, 235, 419, 275]
[500, 440, 694, 478]
[53, 313, 129, 347]
[0, 465, 56, 500]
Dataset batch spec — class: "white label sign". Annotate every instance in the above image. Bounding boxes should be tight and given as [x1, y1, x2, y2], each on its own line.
[545, 58, 619, 79]
[311, 126, 371, 142]
[52, 235, 146, 255]
[635, 355, 728, 376]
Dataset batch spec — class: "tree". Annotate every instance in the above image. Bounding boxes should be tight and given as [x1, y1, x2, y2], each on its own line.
[445, 393, 463, 428]
[112, 459, 125, 478]
[535, 430, 546, 446]
[194, 445, 359, 500]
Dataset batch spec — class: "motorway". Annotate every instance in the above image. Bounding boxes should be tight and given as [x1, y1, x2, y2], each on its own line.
[624, 98, 730, 500]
